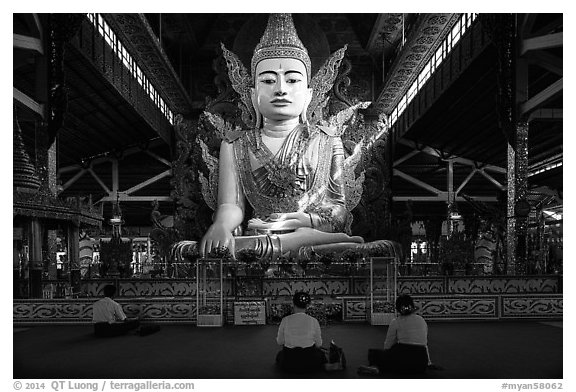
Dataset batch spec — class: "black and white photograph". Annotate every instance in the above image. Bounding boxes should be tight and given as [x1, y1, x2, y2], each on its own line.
[10, 8, 565, 391]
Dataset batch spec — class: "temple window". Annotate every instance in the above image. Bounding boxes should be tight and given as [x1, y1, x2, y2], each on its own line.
[388, 14, 477, 127]
[86, 13, 174, 125]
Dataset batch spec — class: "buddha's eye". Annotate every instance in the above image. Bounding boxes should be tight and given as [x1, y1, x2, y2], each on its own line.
[287, 78, 301, 84]
[260, 78, 276, 85]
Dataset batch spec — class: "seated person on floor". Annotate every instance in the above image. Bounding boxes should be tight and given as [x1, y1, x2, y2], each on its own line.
[364, 294, 430, 375]
[92, 284, 140, 337]
[276, 292, 327, 373]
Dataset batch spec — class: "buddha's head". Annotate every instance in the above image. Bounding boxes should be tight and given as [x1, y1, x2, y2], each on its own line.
[250, 14, 313, 128]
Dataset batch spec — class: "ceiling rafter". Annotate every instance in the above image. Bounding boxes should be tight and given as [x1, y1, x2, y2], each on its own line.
[124, 169, 171, 195]
[520, 32, 562, 55]
[13, 33, 43, 54]
[13, 87, 44, 118]
[397, 138, 506, 173]
[528, 51, 562, 76]
[520, 78, 562, 116]
[393, 169, 443, 195]
[58, 138, 164, 174]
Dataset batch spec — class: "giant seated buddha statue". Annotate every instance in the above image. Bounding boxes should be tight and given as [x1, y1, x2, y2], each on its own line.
[173, 14, 400, 261]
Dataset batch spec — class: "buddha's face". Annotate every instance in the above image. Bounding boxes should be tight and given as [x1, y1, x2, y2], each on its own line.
[253, 58, 312, 123]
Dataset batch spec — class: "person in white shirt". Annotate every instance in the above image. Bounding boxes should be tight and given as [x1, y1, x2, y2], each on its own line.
[275, 292, 327, 373]
[92, 285, 139, 337]
[363, 294, 430, 375]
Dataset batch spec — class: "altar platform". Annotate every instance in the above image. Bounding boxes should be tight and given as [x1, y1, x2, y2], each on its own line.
[14, 321, 562, 379]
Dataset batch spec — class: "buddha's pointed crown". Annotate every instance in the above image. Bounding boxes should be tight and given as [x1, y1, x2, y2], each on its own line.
[251, 14, 312, 82]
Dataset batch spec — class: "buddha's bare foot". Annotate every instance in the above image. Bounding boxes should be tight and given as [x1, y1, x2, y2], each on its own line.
[170, 241, 198, 262]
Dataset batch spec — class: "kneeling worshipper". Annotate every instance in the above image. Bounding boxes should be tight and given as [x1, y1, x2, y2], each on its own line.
[361, 294, 430, 375]
[92, 284, 140, 337]
[276, 292, 327, 373]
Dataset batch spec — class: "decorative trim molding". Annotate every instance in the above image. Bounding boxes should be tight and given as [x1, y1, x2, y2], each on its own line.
[375, 14, 460, 113]
[14, 293, 563, 325]
[16, 276, 562, 325]
[500, 294, 563, 319]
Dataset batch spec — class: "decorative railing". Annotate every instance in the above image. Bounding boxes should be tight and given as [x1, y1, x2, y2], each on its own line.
[25, 274, 561, 299]
[14, 274, 562, 325]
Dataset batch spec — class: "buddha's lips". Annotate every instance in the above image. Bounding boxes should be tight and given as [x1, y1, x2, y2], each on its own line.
[271, 98, 291, 104]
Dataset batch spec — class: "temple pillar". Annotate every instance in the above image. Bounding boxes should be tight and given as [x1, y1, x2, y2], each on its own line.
[483, 14, 531, 275]
[513, 123, 530, 274]
[28, 218, 43, 298]
[506, 144, 516, 274]
[446, 160, 456, 237]
[46, 230, 58, 280]
[68, 223, 81, 296]
[508, 14, 530, 275]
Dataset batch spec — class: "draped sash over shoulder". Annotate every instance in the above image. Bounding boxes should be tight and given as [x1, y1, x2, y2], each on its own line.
[233, 125, 337, 220]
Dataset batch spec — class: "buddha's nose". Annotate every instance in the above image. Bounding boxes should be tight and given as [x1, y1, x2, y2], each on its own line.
[274, 78, 287, 95]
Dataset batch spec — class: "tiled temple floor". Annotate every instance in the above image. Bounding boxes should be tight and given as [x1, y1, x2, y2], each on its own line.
[13, 321, 562, 379]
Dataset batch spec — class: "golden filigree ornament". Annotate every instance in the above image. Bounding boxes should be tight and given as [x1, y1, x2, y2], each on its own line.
[307, 45, 348, 125]
[197, 138, 218, 211]
[251, 14, 312, 83]
[220, 44, 256, 128]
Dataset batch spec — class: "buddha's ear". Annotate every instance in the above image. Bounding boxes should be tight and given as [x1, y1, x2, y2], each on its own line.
[250, 87, 262, 129]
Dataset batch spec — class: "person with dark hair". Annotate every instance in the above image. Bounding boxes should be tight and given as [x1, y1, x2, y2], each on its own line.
[360, 294, 430, 375]
[275, 292, 327, 373]
[92, 284, 140, 337]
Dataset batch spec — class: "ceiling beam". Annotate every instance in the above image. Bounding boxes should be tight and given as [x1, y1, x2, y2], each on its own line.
[520, 78, 562, 116]
[520, 32, 562, 55]
[455, 169, 477, 194]
[97, 195, 172, 203]
[124, 169, 171, 195]
[393, 169, 443, 195]
[393, 195, 497, 202]
[478, 169, 506, 190]
[398, 138, 507, 174]
[528, 108, 562, 122]
[58, 138, 164, 174]
[529, 51, 562, 76]
[88, 168, 111, 194]
[13, 33, 43, 54]
[61, 168, 87, 191]
[33, 14, 43, 41]
[393, 149, 420, 167]
[13, 87, 44, 118]
[145, 150, 171, 167]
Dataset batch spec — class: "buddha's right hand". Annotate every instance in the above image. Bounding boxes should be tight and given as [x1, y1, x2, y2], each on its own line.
[199, 222, 236, 258]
